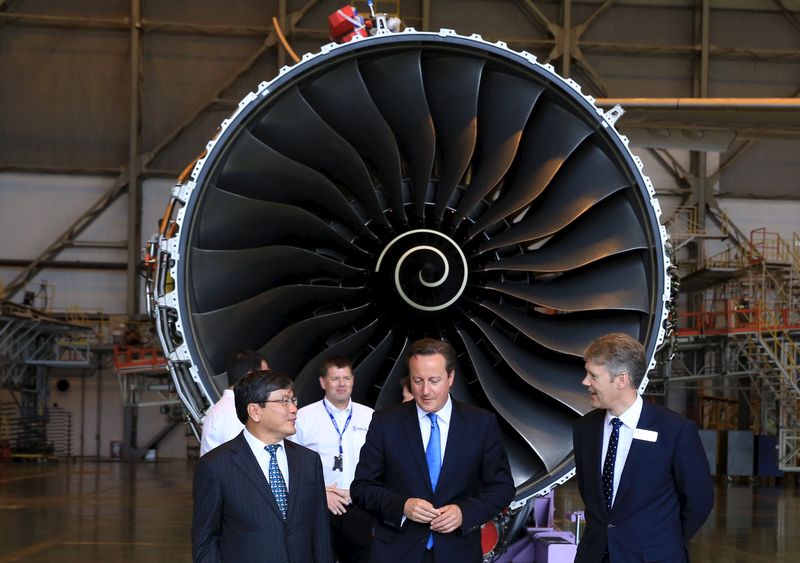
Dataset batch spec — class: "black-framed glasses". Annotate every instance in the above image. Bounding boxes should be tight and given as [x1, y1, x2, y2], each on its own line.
[259, 397, 299, 407]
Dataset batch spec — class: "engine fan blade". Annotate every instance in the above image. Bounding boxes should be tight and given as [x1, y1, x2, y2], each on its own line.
[477, 143, 630, 253]
[502, 434, 546, 491]
[252, 86, 389, 228]
[478, 301, 642, 357]
[421, 55, 484, 222]
[374, 336, 411, 409]
[195, 189, 371, 256]
[351, 331, 395, 405]
[483, 252, 650, 312]
[302, 60, 405, 226]
[468, 317, 590, 415]
[190, 245, 365, 312]
[193, 285, 366, 373]
[453, 70, 543, 223]
[260, 305, 373, 378]
[479, 194, 648, 272]
[466, 100, 594, 239]
[217, 129, 376, 240]
[457, 328, 575, 472]
[360, 50, 435, 222]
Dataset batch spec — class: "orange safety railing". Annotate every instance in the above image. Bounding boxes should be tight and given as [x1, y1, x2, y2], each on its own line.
[699, 227, 800, 272]
[113, 345, 167, 372]
[677, 299, 799, 337]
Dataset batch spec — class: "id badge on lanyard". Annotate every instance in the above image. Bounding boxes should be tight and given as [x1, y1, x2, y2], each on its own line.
[324, 402, 352, 472]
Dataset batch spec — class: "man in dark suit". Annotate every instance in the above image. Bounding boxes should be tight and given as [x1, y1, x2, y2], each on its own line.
[192, 370, 334, 563]
[351, 338, 515, 563]
[573, 333, 714, 563]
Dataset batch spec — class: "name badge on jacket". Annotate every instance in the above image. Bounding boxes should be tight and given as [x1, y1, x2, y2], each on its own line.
[633, 428, 658, 442]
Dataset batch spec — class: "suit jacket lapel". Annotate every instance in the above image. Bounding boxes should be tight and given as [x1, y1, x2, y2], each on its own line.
[587, 410, 606, 513]
[285, 441, 302, 521]
[401, 402, 433, 495]
[229, 432, 285, 521]
[437, 399, 462, 492]
[613, 401, 653, 509]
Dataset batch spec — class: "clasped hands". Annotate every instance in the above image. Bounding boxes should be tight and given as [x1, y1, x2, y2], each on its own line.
[326, 485, 351, 515]
[403, 498, 462, 534]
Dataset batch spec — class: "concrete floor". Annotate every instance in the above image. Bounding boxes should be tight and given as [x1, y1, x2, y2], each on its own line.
[0, 460, 798, 562]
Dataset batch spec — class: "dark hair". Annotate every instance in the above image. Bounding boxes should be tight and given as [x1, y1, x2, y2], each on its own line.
[407, 338, 455, 374]
[583, 333, 646, 389]
[319, 356, 353, 378]
[399, 375, 411, 393]
[234, 370, 294, 424]
[226, 349, 268, 387]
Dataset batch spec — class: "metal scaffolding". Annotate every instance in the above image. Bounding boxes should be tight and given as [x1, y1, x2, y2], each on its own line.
[667, 223, 800, 471]
[0, 300, 93, 456]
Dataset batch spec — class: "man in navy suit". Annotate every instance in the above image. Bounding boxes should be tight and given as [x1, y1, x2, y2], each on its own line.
[192, 370, 333, 563]
[573, 333, 714, 563]
[351, 338, 515, 563]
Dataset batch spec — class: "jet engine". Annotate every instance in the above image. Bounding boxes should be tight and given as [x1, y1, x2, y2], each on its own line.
[151, 28, 670, 507]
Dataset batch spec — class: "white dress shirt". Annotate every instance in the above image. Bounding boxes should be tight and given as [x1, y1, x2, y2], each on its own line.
[287, 397, 373, 488]
[400, 395, 453, 526]
[601, 394, 643, 506]
[243, 427, 290, 490]
[416, 395, 453, 463]
[199, 389, 244, 456]
[398, 396, 454, 526]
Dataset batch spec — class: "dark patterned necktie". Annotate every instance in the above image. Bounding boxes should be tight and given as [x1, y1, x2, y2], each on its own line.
[602, 418, 623, 511]
[265, 444, 288, 519]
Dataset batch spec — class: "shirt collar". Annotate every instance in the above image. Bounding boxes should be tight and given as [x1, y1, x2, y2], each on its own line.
[415, 394, 452, 425]
[323, 397, 352, 414]
[243, 427, 285, 453]
[606, 394, 643, 430]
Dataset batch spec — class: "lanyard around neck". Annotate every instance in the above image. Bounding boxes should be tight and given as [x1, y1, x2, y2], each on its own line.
[323, 400, 352, 456]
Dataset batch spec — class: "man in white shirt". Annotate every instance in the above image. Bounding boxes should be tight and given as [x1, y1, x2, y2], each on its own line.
[199, 350, 267, 456]
[192, 369, 333, 562]
[289, 356, 374, 563]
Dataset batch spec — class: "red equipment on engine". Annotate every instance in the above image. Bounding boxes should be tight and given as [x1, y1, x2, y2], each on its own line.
[328, 6, 373, 43]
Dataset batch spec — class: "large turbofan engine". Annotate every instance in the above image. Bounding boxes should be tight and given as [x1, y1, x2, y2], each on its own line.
[152, 29, 669, 506]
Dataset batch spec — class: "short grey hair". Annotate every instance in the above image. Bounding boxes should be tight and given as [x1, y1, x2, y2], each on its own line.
[583, 333, 646, 389]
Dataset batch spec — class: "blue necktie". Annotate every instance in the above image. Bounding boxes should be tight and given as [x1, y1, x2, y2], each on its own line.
[266, 444, 288, 519]
[426, 413, 441, 549]
[602, 418, 623, 511]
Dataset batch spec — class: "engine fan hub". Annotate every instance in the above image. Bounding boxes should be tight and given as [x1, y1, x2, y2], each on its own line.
[376, 229, 468, 312]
